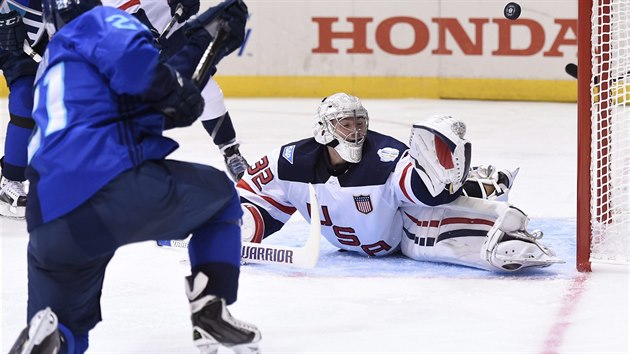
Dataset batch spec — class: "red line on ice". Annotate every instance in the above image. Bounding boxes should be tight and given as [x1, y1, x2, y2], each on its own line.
[540, 273, 589, 354]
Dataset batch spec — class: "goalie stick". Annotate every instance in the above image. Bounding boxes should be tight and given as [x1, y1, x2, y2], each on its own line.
[157, 184, 322, 268]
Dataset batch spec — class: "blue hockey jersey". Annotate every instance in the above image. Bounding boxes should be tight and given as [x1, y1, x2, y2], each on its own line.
[26, 6, 177, 229]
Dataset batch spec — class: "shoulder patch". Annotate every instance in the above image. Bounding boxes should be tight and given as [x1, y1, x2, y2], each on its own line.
[377, 147, 400, 162]
[282, 145, 296, 164]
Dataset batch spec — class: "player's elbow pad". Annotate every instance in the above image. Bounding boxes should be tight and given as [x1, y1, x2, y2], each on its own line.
[142, 63, 204, 129]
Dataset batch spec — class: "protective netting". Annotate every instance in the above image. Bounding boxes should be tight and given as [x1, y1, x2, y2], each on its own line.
[590, 0, 630, 264]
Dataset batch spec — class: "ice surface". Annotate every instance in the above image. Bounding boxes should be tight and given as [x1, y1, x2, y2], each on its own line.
[1, 98, 628, 353]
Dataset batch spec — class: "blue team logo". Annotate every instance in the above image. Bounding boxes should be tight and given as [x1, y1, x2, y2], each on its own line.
[353, 195, 373, 214]
[282, 145, 295, 164]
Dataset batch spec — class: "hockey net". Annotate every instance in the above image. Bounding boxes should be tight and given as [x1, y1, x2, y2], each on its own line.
[578, 0, 630, 270]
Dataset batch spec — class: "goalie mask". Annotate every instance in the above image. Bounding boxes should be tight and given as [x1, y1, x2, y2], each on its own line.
[409, 114, 472, 197]
[314, 93, 369, 163]
[43, 0, 102, 36]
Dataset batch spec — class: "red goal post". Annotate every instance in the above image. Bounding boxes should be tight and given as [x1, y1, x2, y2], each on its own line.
[577, 0, 630, 271]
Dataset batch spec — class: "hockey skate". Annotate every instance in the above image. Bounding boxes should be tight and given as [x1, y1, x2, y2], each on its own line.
[220, 141, 249, 182]
[186, 272, 261, 354]
[8, 307, 61, 354]
[0, 175, 27, 219]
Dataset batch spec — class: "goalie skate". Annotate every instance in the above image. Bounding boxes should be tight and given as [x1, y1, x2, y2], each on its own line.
[8, 307, 61, 354]
[186, 273, 261, 354]
[490, 239, 564, 271]
[483, 206, 564, 271]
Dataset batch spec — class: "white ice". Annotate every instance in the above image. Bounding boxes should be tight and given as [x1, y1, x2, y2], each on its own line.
[1, 98, 628, 353]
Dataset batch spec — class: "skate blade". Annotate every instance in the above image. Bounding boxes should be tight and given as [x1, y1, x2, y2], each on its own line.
[194, 332, 261, 354]
[8, 308, 59, 354]
[0, 204, 25, 219]
[496, 254, 565, 268]
[7, 327, 29, 354]
[196, 343, 261, 354]
[229, 342, 261, 354]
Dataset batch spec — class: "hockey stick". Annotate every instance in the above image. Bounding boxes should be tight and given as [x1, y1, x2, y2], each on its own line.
[159, 3, 183, 40]
[23, 39, 41, 62]
[157, 184, 322, 268]
[191, 22, 229, 86]
[185, 0, 247, 86]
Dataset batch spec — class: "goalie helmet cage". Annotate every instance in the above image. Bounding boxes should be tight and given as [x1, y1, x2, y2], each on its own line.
[577, 0, 630, 271]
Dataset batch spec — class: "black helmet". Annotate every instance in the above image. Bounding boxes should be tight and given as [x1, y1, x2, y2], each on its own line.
[43, 0, 102, 36]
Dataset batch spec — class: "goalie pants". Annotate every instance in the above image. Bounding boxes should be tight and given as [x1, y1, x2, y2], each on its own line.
[26, 159, 242, 335]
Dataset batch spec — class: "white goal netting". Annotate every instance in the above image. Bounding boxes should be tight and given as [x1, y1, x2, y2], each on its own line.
[589, 0, 630, 264]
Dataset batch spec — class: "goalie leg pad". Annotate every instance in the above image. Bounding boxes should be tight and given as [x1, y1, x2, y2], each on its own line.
[402, 197, 564, 272]
[400, 205, 498, 271]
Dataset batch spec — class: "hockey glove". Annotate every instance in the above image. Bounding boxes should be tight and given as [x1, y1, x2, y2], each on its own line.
[160, 73, 204, 129]
[168, 0, 199, 23]
[0, 11, 28, 55]
[185, 0, 248, 67]
[143, 64, 204, 129]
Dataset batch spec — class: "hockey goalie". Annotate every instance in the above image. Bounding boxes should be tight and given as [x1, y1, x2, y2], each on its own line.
[237, 93, 563, 272]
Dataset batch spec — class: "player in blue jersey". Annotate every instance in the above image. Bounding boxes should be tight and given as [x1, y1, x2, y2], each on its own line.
[0, 0, 45, 218]
[106, 0, 250, 181]
[7, 1, 260, 354]
[237, 93, 562, 272]
[0, 0, 248, 220]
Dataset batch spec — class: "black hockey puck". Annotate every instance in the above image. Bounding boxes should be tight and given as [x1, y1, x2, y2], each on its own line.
[565, 63, 578, 79]
[504, 2, 521, 20]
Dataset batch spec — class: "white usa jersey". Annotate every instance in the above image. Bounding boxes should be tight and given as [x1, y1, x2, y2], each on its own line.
[237, 131, 461, 257]
[102, 0, 182, 35]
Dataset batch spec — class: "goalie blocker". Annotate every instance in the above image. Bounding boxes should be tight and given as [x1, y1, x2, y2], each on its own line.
[400, 196, 563, 272]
